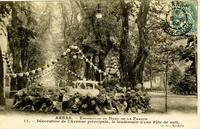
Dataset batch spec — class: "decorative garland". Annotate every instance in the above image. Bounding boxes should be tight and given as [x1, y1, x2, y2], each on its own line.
[29, 68, 54, 81]
[3, 55, 58, 79]
[56, 65, 83, 80]
[2, 45, 117, 81]
[60, 45, 111, 78]
[56, 64, 109, 84]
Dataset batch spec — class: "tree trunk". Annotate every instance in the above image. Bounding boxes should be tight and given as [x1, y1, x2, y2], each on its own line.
[119, 0, 129, 86]
[149, 69, 153, 90]
[10, 50, 22, 97]
[95, 52, 106, 82]
[119, 0, 150, 88]
[0, 48, 5, 105]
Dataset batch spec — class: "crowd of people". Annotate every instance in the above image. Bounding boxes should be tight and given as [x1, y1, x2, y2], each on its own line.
[12, 83, 151, 114]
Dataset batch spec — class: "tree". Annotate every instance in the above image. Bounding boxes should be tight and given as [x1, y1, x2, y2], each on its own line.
[118, 0, 151, 88]
[176, 67, 197, 95]
[7, 2, 37, 96]
[169, 66, 182, 93]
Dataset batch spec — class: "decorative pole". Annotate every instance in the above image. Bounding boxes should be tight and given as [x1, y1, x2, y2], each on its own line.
[95, 0, 102, 83]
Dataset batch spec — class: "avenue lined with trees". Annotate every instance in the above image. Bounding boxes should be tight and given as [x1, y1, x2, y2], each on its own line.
[0, 0, 197, 114]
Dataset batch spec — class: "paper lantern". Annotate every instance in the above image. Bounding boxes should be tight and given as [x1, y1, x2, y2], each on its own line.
[63, 52, 67, 56]
[70, 45, 75, 49]
[74, 46, 78, 49]
[78, 50, 82, 53]
[19, 73, 23, 77]
[89, 62, 93, 66]
[37, 68, 42, 72]
[94, 66, 98, 70]
[73, 55, 77, 59]
[12, 74, 17, 78]
[66, 49, 71, 53]
[31, 70, 36, 74]
[78, 55, 83, 59]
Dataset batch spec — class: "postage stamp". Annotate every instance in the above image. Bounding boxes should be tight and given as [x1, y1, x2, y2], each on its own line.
[163, 1, 198, 36]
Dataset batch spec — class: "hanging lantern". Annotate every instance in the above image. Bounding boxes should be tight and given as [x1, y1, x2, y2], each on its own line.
[70, 45, 75, 49]
[78, 50, 82, 53]
[37, 68, 42, 72]
[12, 74, 17, 78]
[89, 62, 93, 66]
[63, 52, 67, 56]
[73, 55, 77, 59]
[19, 73, 23, 77]
[31, 70, 36, 74]
[74, 46, 78, 50]
[94, 66, 98, 70]
[78, 55, 83, 59]
[66, 49, 71, 53]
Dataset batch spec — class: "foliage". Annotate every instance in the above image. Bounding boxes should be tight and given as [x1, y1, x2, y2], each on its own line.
[178, 36, 197, 76]
[169, 36, 197, 95]
[172, 67, 197, 95]
[169, 66, 182, 88]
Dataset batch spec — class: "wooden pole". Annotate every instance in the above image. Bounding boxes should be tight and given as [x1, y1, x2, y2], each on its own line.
[165, 63, 168, 112]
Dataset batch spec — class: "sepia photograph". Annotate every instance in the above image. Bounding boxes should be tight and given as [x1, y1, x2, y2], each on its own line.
[0, 0, 199, 129]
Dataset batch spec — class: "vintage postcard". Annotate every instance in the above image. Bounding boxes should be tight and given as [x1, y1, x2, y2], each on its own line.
[0, 0, 199, 129]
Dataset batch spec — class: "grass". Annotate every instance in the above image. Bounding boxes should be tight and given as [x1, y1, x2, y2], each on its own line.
[147, 92, 197, 114]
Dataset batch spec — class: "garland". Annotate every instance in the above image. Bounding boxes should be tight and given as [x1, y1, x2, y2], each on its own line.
[2, 45, 116, 80]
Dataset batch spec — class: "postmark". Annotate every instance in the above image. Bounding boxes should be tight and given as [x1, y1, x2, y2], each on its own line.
[162, 1, 197, 36]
